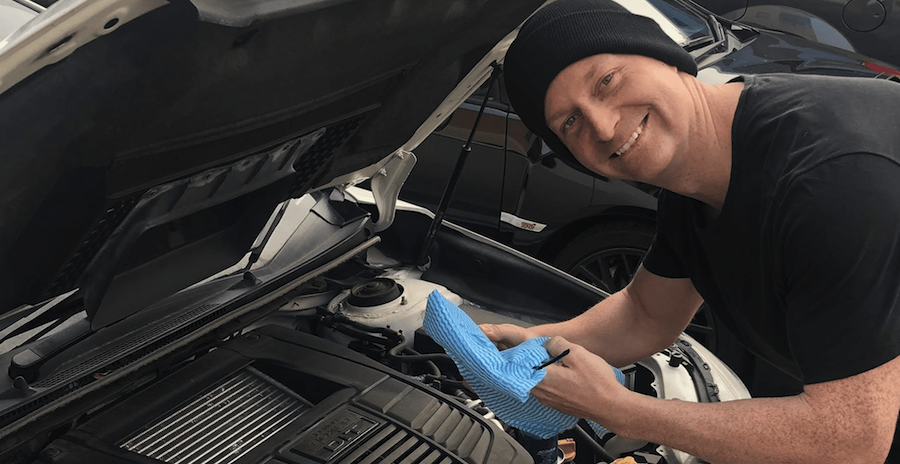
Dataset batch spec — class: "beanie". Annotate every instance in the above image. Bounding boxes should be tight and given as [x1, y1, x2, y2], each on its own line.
[503, 0, 697, 176]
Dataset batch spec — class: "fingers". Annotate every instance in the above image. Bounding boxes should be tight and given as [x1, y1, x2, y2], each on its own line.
[479, 323, 502, 341]
[531, 339, 627, 421]
[479, 323, 530, 348]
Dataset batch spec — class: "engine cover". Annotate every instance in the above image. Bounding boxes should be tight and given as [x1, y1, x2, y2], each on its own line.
[36, 325, 531, 464]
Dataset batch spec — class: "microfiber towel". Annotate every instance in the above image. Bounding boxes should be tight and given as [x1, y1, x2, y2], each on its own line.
[423, 290, 625, 439]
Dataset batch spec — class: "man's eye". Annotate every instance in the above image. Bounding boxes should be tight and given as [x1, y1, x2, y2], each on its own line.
[561, 115, 577, 133]
[597, 73, 613, 92]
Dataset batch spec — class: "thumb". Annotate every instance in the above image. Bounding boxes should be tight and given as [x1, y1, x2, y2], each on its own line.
[479, 323, 505, 342]
[479, 323, 529, 347]
[542, 336, 576, 366]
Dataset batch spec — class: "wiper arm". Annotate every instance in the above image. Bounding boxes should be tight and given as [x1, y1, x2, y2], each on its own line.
[708, 12, 726, 40]
[686, 11, 727, 50]
[685, 13, 733, 62]
[683, 35, 715, 52]
[242, 200, 291, 272]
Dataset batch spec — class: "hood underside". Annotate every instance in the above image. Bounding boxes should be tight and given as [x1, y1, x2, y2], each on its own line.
[0, 0, 545, 325]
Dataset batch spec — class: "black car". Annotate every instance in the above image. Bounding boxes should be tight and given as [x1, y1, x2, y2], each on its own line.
[696, 0, 900, 68]
[401, 0, 900, 357]
[0, 1, 750, 464]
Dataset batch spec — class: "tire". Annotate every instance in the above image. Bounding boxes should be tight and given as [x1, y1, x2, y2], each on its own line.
[551, 219, 720, 354]
[552, 219, 655, 294]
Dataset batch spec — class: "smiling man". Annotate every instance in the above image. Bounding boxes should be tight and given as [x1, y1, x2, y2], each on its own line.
[480, 0, 900, 462]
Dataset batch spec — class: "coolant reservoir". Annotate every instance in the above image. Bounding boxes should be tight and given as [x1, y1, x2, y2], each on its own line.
[321, 276, 463, 348]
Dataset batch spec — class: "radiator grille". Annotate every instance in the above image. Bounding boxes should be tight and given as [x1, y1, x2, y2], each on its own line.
[121, 367, 309, 464]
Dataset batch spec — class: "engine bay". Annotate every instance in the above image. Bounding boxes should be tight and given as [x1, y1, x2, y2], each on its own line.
[36, 271, 733, 464]
[2, 191, 747, 464]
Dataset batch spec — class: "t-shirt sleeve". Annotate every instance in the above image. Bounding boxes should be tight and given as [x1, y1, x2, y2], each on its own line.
[777, 154, 900, 384]
[642, 190, 690, 279]
[642, 233, 688, 278]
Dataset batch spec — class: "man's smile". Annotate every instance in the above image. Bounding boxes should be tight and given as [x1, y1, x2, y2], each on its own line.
[611, 115, 647, 159]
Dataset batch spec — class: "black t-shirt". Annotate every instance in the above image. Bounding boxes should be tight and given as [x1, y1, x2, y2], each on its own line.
[643, 73, 900, 386]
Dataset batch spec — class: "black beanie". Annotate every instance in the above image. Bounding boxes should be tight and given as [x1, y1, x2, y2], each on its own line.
[503, 0, 697, 176]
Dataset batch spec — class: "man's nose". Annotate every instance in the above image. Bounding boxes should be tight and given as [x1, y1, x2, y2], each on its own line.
[583, 104, 618, 143]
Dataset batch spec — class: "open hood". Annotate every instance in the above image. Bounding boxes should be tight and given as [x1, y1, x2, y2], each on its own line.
[0, 0, 545, 328]
[0, 4, 756, 463]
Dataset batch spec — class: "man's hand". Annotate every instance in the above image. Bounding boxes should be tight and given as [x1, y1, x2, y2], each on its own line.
[530, 336, 629, 426]
[480, 323, 535, 350]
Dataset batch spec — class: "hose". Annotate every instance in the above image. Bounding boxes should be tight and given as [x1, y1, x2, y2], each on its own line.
[324, 314, 445, 376]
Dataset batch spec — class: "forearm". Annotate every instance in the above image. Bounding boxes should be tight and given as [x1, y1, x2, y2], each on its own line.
[534, 334, 900, 463]
[526, 290, 678, 366]
[484, 268, 702, 366]
[610, 392, 890, 464]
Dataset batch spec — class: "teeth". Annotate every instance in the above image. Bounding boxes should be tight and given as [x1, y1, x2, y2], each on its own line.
[613, 119, 644, 158]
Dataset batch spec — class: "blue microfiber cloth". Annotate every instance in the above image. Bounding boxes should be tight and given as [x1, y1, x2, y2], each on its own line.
[423, 290, 624, 439]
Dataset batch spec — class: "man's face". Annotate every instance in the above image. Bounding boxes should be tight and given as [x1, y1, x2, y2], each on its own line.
[544, 53, 693, 185]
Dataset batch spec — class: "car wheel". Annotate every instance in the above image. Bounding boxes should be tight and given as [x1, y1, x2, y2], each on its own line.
[552, 219, 655, 294]
[551, 219, 719, 353]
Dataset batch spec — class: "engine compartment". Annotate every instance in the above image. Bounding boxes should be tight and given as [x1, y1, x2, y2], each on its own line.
[34, 271, 723, 464]
[5, 191, 746, 464]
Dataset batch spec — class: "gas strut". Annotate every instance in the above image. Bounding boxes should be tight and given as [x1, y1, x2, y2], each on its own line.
[416, 62, 501, 267]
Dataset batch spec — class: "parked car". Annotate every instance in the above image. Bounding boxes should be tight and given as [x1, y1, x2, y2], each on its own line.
[0, 1, 751, 464]
[402, 0, 900, 360]
[695, 0, 900, 67]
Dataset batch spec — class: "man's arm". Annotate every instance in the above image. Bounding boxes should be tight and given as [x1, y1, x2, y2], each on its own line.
[481, 265, 704, 367]
[534, 337, 900, 463]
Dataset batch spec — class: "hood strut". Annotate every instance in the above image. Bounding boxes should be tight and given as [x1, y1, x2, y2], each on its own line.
[416, 63, 500, 267]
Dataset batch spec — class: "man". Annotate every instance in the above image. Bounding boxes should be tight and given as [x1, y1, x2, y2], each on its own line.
[480, 0, 900, 462]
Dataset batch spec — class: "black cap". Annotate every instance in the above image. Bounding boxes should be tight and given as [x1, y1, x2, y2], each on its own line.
[503, 0, 697, 175]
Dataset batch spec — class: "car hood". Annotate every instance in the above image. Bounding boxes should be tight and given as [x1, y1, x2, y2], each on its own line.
[719, 26, 900, 79]
[0, 0, 546, 328]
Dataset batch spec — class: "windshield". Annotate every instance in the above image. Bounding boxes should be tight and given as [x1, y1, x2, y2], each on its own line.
[618, 0, 712, 47]
[647, 0, 712, 42]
